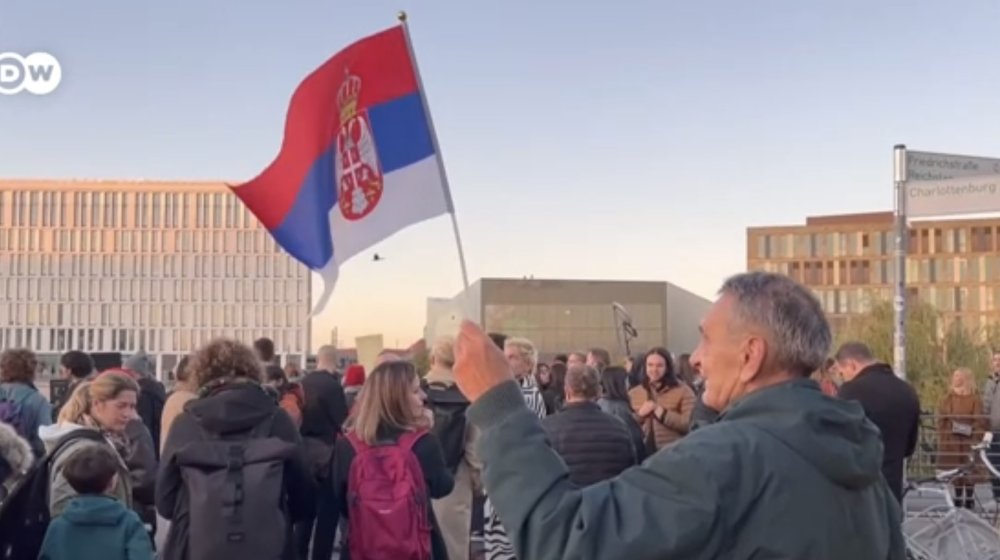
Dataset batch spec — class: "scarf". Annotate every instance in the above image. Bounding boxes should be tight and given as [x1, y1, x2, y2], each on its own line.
[77, 414, 131, 460]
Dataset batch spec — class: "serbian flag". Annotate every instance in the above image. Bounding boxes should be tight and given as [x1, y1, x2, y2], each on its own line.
[231, 24, 453, 315]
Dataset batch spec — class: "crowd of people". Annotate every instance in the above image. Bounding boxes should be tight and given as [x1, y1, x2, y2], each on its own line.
[0, 270, 998, 559]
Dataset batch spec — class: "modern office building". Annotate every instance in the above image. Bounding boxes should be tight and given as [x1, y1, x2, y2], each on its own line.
[747, 211, 1000, 334]
[0, 179, 311, 380]
[425, 277, 712, 360]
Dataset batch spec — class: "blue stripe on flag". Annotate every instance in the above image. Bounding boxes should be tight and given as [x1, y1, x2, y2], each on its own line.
[269, 144, 338, 269]
[369, 92, 435, 174]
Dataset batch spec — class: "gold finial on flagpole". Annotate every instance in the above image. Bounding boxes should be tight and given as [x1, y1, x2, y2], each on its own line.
[397, 10, 408, 22]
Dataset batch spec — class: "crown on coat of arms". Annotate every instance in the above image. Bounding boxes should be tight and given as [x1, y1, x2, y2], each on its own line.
[337, 72, 362, 124]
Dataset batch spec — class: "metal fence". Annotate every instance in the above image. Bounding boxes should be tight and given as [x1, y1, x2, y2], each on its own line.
[906, 412, 999, 523]
[908, 413, 994, 478]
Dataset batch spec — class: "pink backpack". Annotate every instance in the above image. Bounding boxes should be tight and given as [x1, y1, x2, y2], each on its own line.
[346, 429, 432, 560]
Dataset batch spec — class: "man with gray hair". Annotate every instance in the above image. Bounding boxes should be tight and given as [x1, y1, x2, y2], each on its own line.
[424, 337, 482, 560]
[450, 271, 906, 559]
[835, 341, 920, 504]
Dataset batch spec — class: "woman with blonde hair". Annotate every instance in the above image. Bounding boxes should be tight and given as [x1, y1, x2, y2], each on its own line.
[156, 339, 314, 560]
[38, 371, 138, 516]
[937, 367, 988, 509]
[332, 360, 455, 560]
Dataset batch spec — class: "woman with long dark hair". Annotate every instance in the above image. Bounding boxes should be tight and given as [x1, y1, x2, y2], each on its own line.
[597, 367, 647, 463]
[677, 353, 703, 396]
[542, 362, 567, 415]
[628, 348, 695, 456]
[625, 354, 646, 389]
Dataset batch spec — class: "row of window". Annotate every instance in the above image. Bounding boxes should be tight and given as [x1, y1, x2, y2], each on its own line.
[809, 285, 1000, 316]
[0, 190, 260, 230]
[0, 326, 305, 354]
[0, 254, 307, 281]
[909, 226, 998, 255]
[753, 225, 1000, 260]
[0, 228, 286, 256]
[1, 297, 309, 327]
[756, 255, 1000, 286]
[811, 287, 890, 315]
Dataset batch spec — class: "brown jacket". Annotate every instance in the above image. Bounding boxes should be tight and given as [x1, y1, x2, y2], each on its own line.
[629, 382, 696, 452]
[937, 391, 988, 482]
[160, 388, 196, 453]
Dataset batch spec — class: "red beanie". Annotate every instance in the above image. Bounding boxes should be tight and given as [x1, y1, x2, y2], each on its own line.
[344, 364, 366, 387]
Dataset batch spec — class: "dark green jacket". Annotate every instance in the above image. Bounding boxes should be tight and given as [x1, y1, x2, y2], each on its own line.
[468, 378, 906, 560]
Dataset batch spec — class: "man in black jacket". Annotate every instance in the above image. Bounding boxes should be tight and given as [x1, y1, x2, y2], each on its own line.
[124, 352, 167, 457]
[296, 345, 349, 560]
[542, 364, 636, 487]
[835, 341, 921, 503]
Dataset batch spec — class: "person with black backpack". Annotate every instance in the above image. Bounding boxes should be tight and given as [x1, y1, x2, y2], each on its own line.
[0, 372, 139, 559]
[156, 339, 315, 560]
[423, 337, 481, 560]
[0, 349, 53, 458]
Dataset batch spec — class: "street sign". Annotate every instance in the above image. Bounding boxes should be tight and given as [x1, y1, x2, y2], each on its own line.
[906, 150, 1000, 217]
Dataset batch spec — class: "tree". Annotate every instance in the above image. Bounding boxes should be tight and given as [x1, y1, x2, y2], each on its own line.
[943, 320, 991, 384]
[834, 300, 992, 405]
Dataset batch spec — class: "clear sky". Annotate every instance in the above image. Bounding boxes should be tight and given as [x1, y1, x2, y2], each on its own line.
[2, 0, 999, 350]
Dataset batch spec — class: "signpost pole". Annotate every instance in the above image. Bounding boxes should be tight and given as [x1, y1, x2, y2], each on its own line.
[893, 145, 908, 380]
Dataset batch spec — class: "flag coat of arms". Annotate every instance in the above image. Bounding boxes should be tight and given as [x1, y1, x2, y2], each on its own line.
[231, 24, 452, 314]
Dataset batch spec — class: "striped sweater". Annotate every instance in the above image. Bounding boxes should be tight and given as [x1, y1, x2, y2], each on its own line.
[484, 376, 547, 560]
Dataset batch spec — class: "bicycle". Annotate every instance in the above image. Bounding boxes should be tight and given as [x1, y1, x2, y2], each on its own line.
[902, 442, 1000, 560]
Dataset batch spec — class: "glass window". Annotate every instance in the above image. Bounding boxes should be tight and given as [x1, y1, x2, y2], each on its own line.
[957, 258, 969, 282]
[152, 193, 161, 227]
[956, 229, 968, 253]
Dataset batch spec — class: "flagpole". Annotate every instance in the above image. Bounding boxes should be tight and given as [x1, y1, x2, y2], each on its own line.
[892, 144, 908, 381]
[305, 269, 313, 366]
[398, 11, 471, 292]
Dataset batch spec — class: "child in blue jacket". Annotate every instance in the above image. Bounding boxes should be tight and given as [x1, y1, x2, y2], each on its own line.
[39, 443, 153, 560]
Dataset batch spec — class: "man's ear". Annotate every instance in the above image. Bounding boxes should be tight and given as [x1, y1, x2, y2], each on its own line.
[737, 336, 767, 383]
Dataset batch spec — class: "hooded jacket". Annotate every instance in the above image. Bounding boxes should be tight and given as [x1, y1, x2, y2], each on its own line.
[0, 421, 33, 502]
[468, 377, 906, 560]
[39, 423, 133, 517]
[156, 381, 316, 560]
[38, 495, 153, 560]
[0, 381, 52, 458]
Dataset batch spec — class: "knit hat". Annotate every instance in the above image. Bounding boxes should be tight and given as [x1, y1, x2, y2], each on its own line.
[343, 364, 366, 387]
[123, 352, 154, 378]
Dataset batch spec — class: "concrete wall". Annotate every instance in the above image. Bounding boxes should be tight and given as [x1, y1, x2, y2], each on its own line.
[665, 283, 713, 354]
[475, 278, 668, 359]
[423, 281, 483, 344]
[424, 278, 711, 359]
